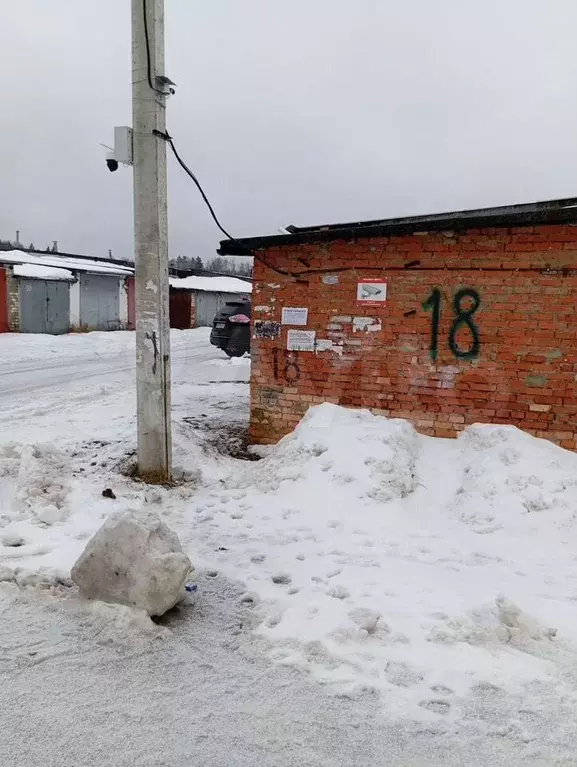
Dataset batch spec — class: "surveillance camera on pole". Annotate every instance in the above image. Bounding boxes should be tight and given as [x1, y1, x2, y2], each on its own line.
[101, 127, 133, 172]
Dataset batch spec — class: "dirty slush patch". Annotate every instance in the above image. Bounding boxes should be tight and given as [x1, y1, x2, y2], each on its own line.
[182, 416, 260, 461]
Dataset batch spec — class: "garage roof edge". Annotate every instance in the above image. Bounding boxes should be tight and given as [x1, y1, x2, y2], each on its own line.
[218, 196, 577, 255]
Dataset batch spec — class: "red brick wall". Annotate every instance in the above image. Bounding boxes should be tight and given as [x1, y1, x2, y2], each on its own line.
[250, 224, 577, 449]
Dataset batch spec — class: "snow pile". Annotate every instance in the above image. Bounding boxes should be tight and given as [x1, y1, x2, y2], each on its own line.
[205, 404, 577, 723]
[237, 405, 419, 501]
[13, 263, 74, 281]
[169, 275, 252, 294]
[451, 424, 577, 537]
[0, 443, 69, 527]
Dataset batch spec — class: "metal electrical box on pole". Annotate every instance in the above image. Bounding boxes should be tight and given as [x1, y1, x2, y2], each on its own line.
[131, 0, 172, 483]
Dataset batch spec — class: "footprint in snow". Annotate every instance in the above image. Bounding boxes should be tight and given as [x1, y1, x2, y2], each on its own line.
[327, 585, 350, 600]
[419, 699, 451, 715]
[271, 572, 292, 585]
[240, 591, 260, 606]
[386, 661, 423, 688]
[266, 612, 283, 628]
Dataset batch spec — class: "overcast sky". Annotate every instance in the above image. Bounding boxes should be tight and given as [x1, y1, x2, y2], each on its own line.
[2, 1, 576, 261]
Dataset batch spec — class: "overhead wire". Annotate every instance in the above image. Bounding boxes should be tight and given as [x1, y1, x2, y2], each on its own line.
[158, 133, 562, 280]
[141, 0, 296, 277]
[142, 0, 458, 281]
[142, 0, 167, 95]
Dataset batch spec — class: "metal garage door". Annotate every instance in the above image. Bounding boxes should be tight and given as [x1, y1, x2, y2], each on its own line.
[79, 274, 120, 331]
[20, 279, 70, 335]
[195, 292, 247, 327]
[195, 291, 219, 327]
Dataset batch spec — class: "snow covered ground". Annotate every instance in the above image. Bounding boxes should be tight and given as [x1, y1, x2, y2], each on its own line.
[1, 329, 577, 765]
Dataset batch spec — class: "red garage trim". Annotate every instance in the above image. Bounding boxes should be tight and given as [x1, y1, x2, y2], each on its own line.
[0, 268, 7, 332]
[127, 277, 135, 330]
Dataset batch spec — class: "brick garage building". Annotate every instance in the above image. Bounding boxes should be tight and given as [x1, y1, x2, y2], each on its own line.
[219, 197, 577, 450]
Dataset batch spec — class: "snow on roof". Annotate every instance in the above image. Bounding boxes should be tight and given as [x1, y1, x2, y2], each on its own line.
[13, 263, 74, 281]
[0, 250, 133, 277]
[169, 275, 252, 294]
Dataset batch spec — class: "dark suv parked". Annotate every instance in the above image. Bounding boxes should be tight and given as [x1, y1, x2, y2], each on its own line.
[210, 300, 251, 357]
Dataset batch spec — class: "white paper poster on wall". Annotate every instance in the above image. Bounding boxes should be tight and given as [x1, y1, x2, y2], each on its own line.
[281, 307, 308, 325]
[356, 279, 387, 305]
[287, 329, 316, 351]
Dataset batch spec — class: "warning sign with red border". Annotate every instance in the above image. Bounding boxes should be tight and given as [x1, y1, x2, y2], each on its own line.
[356, 278, 387, 306]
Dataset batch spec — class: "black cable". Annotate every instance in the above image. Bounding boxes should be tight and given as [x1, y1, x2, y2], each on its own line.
[159, 130, 345, 279]
[156, 130, 297, 277]
[142, 0, 166, 95]
[141, 4, 359, 278]
[159, 130, 559, 280]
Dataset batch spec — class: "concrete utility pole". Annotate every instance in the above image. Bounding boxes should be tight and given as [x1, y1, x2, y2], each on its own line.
[131, 0, 172, 483]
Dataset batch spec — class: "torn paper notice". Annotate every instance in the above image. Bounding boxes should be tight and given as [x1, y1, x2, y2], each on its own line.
[287, 329, 316, 351]
[315, 338, 343, 356]
[353, 317, 382, 333]
[282, 307, 309, 325]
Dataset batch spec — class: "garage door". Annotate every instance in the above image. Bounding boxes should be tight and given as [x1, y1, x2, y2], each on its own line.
[80, 274, 120, 331]
[195, 292, 247, 327]
[20, 279, 70, 335]
[170, 290, 192, 329]
[195, 292, 220, 327]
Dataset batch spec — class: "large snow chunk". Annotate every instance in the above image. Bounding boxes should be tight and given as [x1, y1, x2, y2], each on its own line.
[71, 510, 191, 616]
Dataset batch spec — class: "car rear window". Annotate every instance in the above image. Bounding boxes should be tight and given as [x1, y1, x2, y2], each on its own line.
[220, 301, 251, 316]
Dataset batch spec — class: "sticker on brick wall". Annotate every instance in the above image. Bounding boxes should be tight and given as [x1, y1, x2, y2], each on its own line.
[281, 307, 308, 325]
[316, 338, 343, 356]
[322, 274, 339, 285]
[287, 329, 316, 351]
[253, 320, 281, 339]
[352, 317, 382, 332]
[357, 278, 387, 305]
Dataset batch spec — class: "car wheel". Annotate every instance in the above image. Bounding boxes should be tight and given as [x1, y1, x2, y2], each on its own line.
[225, 346, 246, 358]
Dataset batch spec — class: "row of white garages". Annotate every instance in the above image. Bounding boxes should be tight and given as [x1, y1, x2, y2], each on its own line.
[0, 251, 134, 334]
